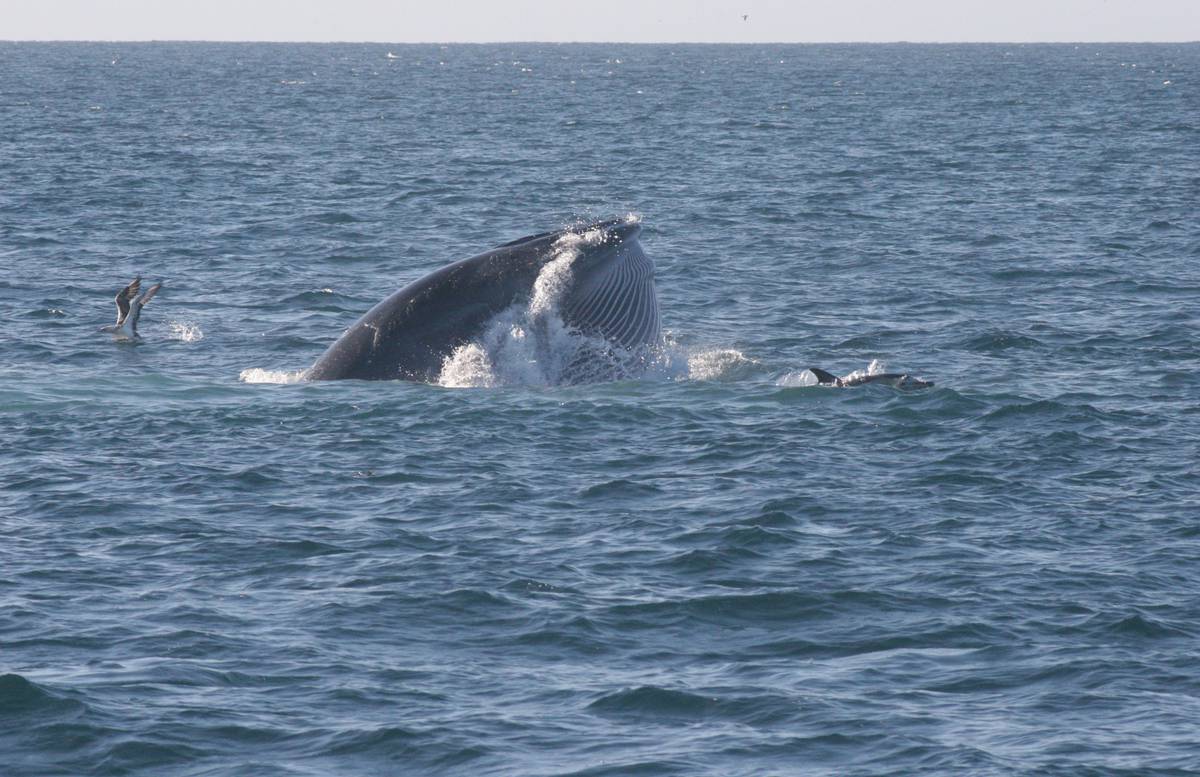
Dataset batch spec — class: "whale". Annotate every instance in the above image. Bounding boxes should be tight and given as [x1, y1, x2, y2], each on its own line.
[306, 217, 661, 383]
[809, 367, 934, 389]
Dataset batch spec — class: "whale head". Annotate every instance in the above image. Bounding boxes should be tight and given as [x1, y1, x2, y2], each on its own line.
[306, 217, 661, 383]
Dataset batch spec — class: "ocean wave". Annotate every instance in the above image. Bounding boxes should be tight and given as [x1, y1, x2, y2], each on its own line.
[588, 685, 802, 727]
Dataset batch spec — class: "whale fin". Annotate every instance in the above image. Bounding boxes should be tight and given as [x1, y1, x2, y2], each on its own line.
[809, 367, 841, 385]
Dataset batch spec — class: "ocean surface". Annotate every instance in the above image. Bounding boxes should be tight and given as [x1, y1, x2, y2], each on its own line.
[2, 42, 1198, 776]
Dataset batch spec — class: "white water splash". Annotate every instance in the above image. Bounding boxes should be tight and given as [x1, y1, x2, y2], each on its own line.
[844, 359, 887, 383]
[168, 320, 204, 343]
[683, 348, 759, 381]
[239, 368, 306, 384]
[629, 330, 760, 383]
[776, 370, 819, 387]
[437, 342, 500, 388]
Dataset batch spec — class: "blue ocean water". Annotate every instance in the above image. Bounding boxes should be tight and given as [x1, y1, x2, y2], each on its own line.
[2, 41, 1199, 775]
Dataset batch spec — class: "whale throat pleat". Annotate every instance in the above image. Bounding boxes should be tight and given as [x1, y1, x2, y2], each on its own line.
[564, 240, 660, 350]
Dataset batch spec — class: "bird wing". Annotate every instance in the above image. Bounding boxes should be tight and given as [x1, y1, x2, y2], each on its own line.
[128, 282, 162, 334]
[138, 282, 162, 308]
[114, 277, 140, 324]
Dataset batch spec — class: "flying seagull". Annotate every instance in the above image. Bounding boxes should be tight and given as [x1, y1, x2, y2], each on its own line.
[102, 276, 162, 339]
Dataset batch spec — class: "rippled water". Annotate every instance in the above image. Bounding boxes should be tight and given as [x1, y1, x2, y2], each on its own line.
[2, 42, 1199, 776]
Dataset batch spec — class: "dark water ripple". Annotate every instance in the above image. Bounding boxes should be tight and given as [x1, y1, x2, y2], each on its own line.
[2, 41, 1200, 776]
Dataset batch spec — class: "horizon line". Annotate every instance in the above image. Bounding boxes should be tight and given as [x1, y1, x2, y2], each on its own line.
[4, 38, 1199, 45]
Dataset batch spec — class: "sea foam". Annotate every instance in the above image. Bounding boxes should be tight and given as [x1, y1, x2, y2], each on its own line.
[239, 368, 306, 384]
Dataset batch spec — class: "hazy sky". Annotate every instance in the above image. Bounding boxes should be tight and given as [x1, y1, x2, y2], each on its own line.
[4, 0, 1198, 43]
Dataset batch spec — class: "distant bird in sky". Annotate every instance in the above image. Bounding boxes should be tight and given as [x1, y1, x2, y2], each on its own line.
[742, 14, 749, 21]
[102, 276, 162, 340]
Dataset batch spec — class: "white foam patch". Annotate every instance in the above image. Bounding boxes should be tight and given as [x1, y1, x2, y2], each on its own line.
[168, 320, 204, 343]
[684, 348, 758, 381]
[239, 368, 306, 384]
[439, 308, 756, 389]
[776, 370, 820, 388]
[438, 342, 499, 388]
[843, 359, 887, 383]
